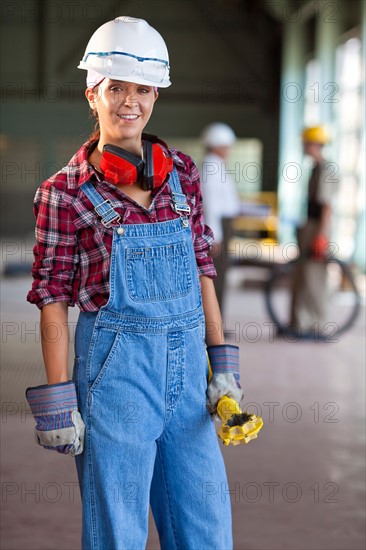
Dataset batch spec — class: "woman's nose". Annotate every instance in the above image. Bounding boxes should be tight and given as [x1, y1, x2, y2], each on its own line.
[123, 89, 139, 107]
[124, 94, 136, 105]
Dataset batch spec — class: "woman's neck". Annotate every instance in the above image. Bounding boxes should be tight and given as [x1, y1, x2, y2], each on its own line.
[89, 138, 142, 172]
[96, 135, 142, 157]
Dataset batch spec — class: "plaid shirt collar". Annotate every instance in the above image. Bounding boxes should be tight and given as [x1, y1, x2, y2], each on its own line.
[63, 134, 185, 189]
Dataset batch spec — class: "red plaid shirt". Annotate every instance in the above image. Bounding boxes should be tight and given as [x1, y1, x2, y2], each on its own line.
[27, 136, 216, 311]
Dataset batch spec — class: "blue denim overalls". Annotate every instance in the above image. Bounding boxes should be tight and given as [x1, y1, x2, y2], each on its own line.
[73, 168, 233, 549]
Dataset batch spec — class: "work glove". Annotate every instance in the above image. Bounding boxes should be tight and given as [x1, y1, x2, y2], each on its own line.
[311, 234, 328, 262]
[206, 344, 244, 418]
[26, 381, 85, 456]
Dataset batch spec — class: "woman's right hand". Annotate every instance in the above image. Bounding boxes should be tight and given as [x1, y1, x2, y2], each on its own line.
[26, 380, 85, 456]
[26, 302, 85, 455]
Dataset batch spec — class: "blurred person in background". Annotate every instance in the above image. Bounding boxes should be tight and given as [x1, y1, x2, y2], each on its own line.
[25, 16, 243, 550]
[290, 126, 333, 335]
[200, 122, 241, 253]
[200, 123, 241, 308]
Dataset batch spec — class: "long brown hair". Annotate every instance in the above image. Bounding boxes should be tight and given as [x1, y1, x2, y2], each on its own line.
[87, 82, 101, 141]
[89, 108, 100, 141]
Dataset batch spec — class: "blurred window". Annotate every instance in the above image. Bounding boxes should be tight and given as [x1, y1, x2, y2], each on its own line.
[304, 58, 321, 126]
[333, 36, 364, 262]
[303, 36, 364, 264]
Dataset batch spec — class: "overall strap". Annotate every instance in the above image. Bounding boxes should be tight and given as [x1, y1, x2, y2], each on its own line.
[79, 167, 190, 227]
[79, 181, 121, 228]
[169, 168, 191, 216]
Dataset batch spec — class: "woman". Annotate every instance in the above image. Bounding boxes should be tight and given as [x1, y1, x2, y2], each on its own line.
[26, 16, 243, 549]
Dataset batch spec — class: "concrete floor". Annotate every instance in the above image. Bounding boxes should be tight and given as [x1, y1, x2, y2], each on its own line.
[1, 273, 365, 550]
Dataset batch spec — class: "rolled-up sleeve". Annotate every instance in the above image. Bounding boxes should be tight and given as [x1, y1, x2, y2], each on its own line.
[26, 181, 79, 309]
[186, 158, 217, 279]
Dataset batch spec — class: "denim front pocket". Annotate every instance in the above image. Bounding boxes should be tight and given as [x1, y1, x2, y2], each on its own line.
[126, 242, 192, 302]
[87, 328, 122, 392]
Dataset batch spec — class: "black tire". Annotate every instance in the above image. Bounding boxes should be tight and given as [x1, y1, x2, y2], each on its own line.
[265, 258, 361, 341]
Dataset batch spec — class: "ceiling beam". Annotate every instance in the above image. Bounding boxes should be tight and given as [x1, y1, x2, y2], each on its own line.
[261, 0, 318, 22]
[55, 0, 123, 75]
[191, 0, 267, 84]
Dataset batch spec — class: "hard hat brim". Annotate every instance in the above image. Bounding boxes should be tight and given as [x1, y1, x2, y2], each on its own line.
[78, 62, 171, 88]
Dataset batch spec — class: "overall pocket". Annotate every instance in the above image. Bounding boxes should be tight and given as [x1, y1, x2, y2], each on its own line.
[126, 242, 192, 302]
[87, 327, 122, 392]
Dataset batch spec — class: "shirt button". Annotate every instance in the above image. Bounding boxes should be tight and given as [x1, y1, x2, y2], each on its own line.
[150, 212, 157, 222]
[117, 227, 125, 235]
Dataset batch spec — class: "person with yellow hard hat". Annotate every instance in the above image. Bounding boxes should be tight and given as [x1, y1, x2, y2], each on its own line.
[290, 125, 334, 334]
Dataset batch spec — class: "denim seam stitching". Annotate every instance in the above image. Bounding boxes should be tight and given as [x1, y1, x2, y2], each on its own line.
[101, 230, 117, 310]
[125, 247, 192, 303]
[163, 332, 185, 430]
[156, 441, 179, 549]
[73, 356, 81, 406]
[89, 330, 123, 393]
[86, 397, 99, 549]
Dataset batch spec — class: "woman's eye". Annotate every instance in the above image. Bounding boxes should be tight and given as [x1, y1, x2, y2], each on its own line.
[108, 85, 150, 94]
[109, 85, 124, 93]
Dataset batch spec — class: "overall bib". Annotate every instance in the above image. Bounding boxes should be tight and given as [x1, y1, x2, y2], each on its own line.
[73, 168, 233, 550]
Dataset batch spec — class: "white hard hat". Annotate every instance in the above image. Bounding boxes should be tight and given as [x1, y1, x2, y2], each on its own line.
[78, 16, 171, 88]
[201, 123, 236, 148]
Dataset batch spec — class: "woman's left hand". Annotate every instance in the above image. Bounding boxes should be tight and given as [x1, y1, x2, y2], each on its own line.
[206, 344, 244, 416]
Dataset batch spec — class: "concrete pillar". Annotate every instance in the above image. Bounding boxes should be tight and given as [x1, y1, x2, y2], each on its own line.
[277, 20, 306, 243]
[314, 0, 342, 144]
[353, 0, 366, 270]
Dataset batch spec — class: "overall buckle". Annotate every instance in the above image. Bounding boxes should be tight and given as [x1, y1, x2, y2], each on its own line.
[94, 200, 121, 228]
[171, 192, 191, 216]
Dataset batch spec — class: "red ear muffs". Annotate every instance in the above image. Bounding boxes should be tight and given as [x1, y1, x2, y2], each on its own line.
[100, 144, 144, 186]
[100, 142, 173, 191]
[142, 141, 174, 190]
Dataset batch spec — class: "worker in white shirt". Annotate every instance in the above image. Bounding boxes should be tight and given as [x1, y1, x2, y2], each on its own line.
[200, 123, 241, 247]
[200, 123, 241, 310]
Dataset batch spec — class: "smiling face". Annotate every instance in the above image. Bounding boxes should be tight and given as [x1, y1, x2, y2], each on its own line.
[85, 79, 159, 155]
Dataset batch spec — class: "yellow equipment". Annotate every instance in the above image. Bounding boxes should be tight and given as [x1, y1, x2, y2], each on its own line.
[207, 353, 263, 446]
[216, 395, 263, 446]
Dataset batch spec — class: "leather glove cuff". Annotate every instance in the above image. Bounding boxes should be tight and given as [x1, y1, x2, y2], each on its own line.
[206, 345, 243, 418]
[26, 380, 78, 416]
[26, 381, 84, 456]
[207, 344, 240, 386]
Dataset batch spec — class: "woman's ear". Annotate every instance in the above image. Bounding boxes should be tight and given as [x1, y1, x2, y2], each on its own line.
[85, 87, 99, 110]
[154, 90, 159, 103]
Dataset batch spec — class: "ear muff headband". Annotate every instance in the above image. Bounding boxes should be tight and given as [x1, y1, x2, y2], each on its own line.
[100, 142, 173, 190]
[142, 140, 154, 191]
